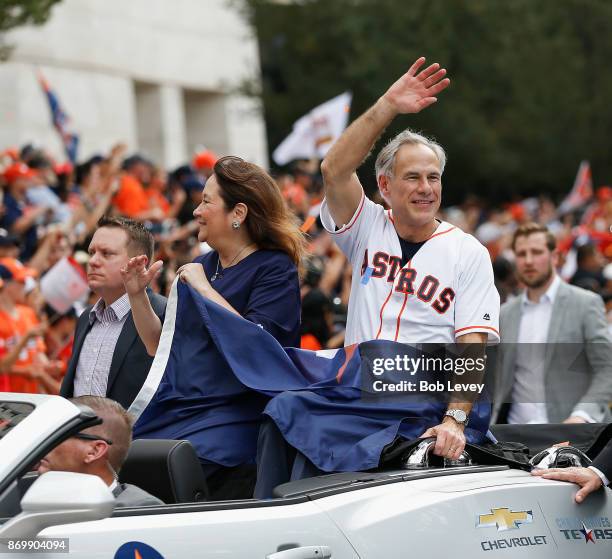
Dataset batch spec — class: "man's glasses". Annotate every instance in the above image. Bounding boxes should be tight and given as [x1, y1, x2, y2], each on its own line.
[73, 433, 113, 445]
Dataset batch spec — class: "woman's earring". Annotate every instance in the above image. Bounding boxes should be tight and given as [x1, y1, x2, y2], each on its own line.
[232, 221, 240, 229]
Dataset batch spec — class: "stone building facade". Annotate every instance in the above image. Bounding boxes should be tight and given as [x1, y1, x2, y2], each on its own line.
[0, 0, 268, 168]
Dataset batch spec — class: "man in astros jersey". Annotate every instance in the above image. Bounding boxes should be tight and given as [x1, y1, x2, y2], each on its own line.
[320, 57, 500, 460]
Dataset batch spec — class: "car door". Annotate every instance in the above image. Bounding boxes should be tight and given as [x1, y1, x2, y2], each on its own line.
[316, 468, 612, 559]
[40, 499, 360, 558]
[0, 394, 359, 558]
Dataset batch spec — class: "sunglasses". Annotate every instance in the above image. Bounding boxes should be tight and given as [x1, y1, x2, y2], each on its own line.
[72, 433, 113, 445]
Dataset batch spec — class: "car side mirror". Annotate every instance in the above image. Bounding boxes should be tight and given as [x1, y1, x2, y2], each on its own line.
[0, 471, 114, 540]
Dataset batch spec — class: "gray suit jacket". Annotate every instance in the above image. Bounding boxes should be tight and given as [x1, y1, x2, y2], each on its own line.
[493, 280, 612, 423]
[113, 482, 164, 507]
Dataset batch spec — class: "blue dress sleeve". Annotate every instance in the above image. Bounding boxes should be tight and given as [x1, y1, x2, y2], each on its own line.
[242, 255, 301, 348]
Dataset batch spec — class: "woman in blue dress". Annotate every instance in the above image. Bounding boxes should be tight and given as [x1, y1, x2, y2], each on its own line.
[122, 156, 304, 498]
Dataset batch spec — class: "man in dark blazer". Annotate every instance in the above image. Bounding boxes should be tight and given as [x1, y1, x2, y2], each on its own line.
[532, 439, 612, 503]
[60, 216, 166, 410]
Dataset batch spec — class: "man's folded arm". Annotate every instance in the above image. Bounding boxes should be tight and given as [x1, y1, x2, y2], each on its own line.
[574, 293, 612, 422]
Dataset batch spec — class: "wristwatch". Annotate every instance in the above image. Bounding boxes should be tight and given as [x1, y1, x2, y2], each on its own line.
[444, 409, 469, 426]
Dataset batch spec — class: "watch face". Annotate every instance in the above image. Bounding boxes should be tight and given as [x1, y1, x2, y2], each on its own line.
[449, 410, 467, 422]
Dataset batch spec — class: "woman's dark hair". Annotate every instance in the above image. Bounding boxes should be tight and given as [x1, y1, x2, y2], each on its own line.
[213, 156, 305, 266]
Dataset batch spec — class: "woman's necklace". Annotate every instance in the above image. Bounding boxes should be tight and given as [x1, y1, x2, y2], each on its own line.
[211, 244, 254, 282]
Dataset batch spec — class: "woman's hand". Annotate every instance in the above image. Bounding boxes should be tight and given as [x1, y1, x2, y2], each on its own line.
[176, 263, 212, 295]
[121, 255, 163, 296]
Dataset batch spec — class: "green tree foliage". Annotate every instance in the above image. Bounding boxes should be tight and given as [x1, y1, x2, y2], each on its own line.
[242, 0, 612, 204]
[0, 0, 62, 60]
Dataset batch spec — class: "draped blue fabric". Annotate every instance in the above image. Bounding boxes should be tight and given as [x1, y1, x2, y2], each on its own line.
[133, 283, 490, 470]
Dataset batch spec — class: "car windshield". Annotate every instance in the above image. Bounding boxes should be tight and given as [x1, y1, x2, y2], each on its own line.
[0, 401, 35, 440]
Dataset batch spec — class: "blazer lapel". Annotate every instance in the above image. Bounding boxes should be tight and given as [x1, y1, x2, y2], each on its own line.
[503, 298, 522, 343]
[546, 282, 568, 342]
[544, 281, 569, 370]
[500, 299, 522, 399]
[106, 312, 137, 396]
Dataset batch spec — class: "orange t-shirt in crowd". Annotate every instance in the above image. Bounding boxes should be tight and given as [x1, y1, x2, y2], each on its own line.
[145, 188, 170, 216]
[0, 305, 46, 394]
[55, 337, 73, 376]
[113, 174, 150, 217]
[300, 333, 322, 351]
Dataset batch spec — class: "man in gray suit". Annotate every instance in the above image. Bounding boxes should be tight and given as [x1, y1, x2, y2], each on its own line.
[37, 396, 163, 508]
[493, 222, 612, 424]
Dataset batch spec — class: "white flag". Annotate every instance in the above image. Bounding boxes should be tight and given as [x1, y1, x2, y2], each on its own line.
[273, 92, 352, 166]
[40, 256, 89, 314]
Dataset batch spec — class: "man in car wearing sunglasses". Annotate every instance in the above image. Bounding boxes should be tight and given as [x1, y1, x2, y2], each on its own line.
[36, 396, 163, 507]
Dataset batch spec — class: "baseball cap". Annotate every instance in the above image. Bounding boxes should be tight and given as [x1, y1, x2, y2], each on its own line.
[597, 186, 612, 203]
[507, 202, 526, 222]
[182, 173, 205, 192]
[0, 228, 19, 247]
[3, 162, 36, 184]
[192, 150, 218, 171]
[53, 162, 74, 176]
[0, 258, 38, 282]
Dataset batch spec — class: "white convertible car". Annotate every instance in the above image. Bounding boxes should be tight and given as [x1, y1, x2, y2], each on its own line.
[1, 393, 611, 558]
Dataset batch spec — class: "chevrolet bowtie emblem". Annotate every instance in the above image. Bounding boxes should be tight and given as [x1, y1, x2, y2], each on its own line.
[477, 508, 533, 531]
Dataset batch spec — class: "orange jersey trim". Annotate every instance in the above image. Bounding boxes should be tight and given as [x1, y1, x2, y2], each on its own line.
[394, 292, 409, 342]
[375, 286, 394, 340]
[454, 325, 500, 336]
[428, 226, 456, 240]
[393, 258, 412, 341]
[332, 193, 366, 235]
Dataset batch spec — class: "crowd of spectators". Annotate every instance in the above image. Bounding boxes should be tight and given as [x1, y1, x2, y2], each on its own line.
[1, 141, 611, 395]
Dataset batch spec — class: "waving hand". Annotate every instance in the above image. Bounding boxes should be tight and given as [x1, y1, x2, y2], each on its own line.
[121, 255, 163, 296]
[383, 57, 450, 114]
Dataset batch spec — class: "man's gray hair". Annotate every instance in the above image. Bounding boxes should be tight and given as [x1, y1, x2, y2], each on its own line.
[374, 129, 446, 182]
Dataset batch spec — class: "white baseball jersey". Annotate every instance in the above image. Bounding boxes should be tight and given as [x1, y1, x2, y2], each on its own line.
[320, 193, 500, 345]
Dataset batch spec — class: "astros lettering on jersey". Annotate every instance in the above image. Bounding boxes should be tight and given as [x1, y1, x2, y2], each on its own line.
[321, 193, 500, 345]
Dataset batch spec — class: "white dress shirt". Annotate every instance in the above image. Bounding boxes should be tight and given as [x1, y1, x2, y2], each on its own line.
[589, 466, 610, 487]
[508, 275, 561, 424]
